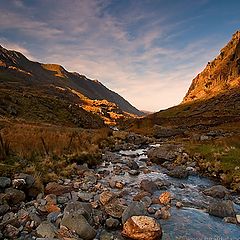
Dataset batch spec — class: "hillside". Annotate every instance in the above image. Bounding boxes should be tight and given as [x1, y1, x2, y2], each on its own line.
[0, 45, 144, 126]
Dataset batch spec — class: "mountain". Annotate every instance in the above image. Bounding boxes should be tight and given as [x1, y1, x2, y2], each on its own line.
[127, 31, 240, 133]
[0, 45, 144, 126]
[183, 31, 240, 103]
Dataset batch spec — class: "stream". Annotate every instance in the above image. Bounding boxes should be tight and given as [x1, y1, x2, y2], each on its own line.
[98, 145, 240, 239]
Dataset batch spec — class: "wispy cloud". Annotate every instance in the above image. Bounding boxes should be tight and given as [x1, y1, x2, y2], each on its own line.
[0, 0, 237, 111]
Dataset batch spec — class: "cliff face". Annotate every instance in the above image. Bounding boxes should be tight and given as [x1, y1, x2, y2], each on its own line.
[183, 31, 240, 103]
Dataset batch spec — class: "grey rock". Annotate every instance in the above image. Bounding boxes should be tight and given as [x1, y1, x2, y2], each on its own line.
[36, 221, 57, 238]
[203, 185, 229, 199]
[0, 177, 11, 189]
[140, 179, 158, 194]
[122, 202, 146, 224]
[100, 230, 114, 240]
[61, 212, 96, 240]
[168, 166, 189, 179]
[78, 192, 94, 202]
[127, 160, 139, 170]
[208, 200, 236, 218]
[140, 196, 152, 208]
[128, 170, 140, 175]
[0, 204, 10, 216]
[105, 217, 120, 229]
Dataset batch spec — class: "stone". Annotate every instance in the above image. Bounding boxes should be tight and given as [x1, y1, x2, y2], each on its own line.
[140, 179, 158, 194]
[3, 224, 19, 239]
[104, 199, 126, 218]
[140, 196, 152, 208]
[168, 166, 189, 179]
[0, 204, 10, 216]
[78, 192, 94, 202]
[99, 191, 116, 205]
[128, 170, 140, 175]
[127, 160, 139, 170]
[203, 185, 229, 198]
[45, 182, 72, 196]
[106, 217, 120, 229]
[100, 230, 115, 240]
[115, 182, 124, 189]
[236, 214, 240, 223]
[122, 202, 146, 224]
[159, 192, 171, 205]
[4, 188, 25, 205]
[133, 191, 151, 201]
[176, 201, 183, 208]
[61, 212, 96, 240]
[224, 217, 238, 224]
[122, 216, 162, 240]
[0, 177, 11, 189]
[147, 207, 156, 214]
[208, 200, 235, 218]
[36, 221, 57, 238]
[13, 173, 35, 189]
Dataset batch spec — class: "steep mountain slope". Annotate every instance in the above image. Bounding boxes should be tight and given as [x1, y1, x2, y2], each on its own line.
[183, 31, 240, 103]
[0, 45, 143, 126]
[127, 31, 240, 134]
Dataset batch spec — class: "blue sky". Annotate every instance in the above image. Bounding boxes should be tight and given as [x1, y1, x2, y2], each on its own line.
[0, 0, 239, 111]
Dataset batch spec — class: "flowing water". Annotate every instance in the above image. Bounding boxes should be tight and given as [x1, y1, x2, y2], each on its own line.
[98, 146, 240, 239]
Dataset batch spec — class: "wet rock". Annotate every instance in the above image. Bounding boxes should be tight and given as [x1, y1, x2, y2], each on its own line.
[0, 204, 10, 216]
[140, 179, 158, 194]
[154, 206, 171, 220]
[224, 217, 238, 224]
[100, 191, 116, 205]
[4, 188, 25, 205]
[203, 185, 229, 199]
[100, 230, 114, 240]
[45, 182, 72, 196]
[140, 196, 152, 208]
[168, 166, 189, 179]
[147, 145, 179, 163]
[0, 177, 11, 189]
[147, 207, 156, 214]
[122, 202, 146, 224]
[176, 201, 183, 208]
[3, 224, 19, 239]
[127, 160, 139, 170]
[208, 200, 235, 218]
[133, 191, 151, 201]
[102, 152, 121, 163]
[122, 215, 162, 240]
[36, 221, 57, 238]
[106, 217, 120, 229]
[104, 199, 126, 218]
[61, 212, 96, 240]
[159, 192, 171, 205]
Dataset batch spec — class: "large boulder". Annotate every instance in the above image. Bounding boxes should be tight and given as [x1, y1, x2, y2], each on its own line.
[122, 216, 162, 240]
[61, 212, 96, 240]
[36, 221, 57, 238]
[147, 145, 179, 164]
[203, 185, 229, 199]
[168, 166, 189, 179]
[122, 202, 146, 224]
[208, 200, 235, 218]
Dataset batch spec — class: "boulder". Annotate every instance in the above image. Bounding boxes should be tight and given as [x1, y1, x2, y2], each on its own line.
[106, 217, 120, 229]
[122, 202, 146, 224]
[61, 212, 96, 240]
[45, 182, 72, 196]
[168, 166, 189, 179]
[208, 200, 235, 218]
[203, 185, 229, 198]
[4, 188, 25, 205]
[0, 177, 11, 189]
[104, 199, 126, 218]
[99, 191, 116, 206]
[122, 216, 162, 240]
[36, 221, 57, 238]
[140, 179, 158, 194]
[127, 160, 139, 170]
[13, 173, 35, 189]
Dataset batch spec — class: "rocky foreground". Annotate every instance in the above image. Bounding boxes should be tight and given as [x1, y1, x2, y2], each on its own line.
[0, 136, 240, 239]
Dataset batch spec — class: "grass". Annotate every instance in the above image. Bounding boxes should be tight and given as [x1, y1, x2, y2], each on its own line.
[0, 121, 112, 184]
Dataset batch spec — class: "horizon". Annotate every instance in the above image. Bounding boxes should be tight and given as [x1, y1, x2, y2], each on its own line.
[1, 0, 240, 111]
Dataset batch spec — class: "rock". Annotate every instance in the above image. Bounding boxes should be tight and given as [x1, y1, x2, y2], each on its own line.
[45, 182, 72, 196]
[128, 170, 140, 175]
[208, 200, 235, 218]
[147, 207, 156, 214]
[154, 207, 171, 220]
[140, 179, 158, 194]
[168, 166, 189, 179]
[176, 201, 183, 208]
[0, 204, 10, 216]
[122, 216, 162, 240]
[122, 202, 146, 224]
[0, 177, 11, 189]
[106, 217, 120, 229]
[153, 126, 184, 138]
[203, 185, 229, 198]
[99, 191, 116, 205]
[147, 145, 179, 163]
[3, 224, 19, 239]
[115, 182, 124, 189]
[133, 191, 151, 201]
[236, 214, 240, 223]
[104, 199, 126, 218]
[140, 196, 152, 208]
[159, 192, 171, 205]
[78, 192, 94, 202]
[12, 178, 26, 189]
[36, 221, 57, 238]
[100, 230, 115, 240]
[127, 160, 139, 170]
[4, 188, 25, 205]
[224, 217, 238, 224]
[13, 173, 35, 189]
[61, 212, 96, 240]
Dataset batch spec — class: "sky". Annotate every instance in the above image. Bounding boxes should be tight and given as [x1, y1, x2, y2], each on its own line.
[0, 0, 240, 111]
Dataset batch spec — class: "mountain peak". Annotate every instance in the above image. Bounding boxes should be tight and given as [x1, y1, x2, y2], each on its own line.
[183, 30, 240, 103]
